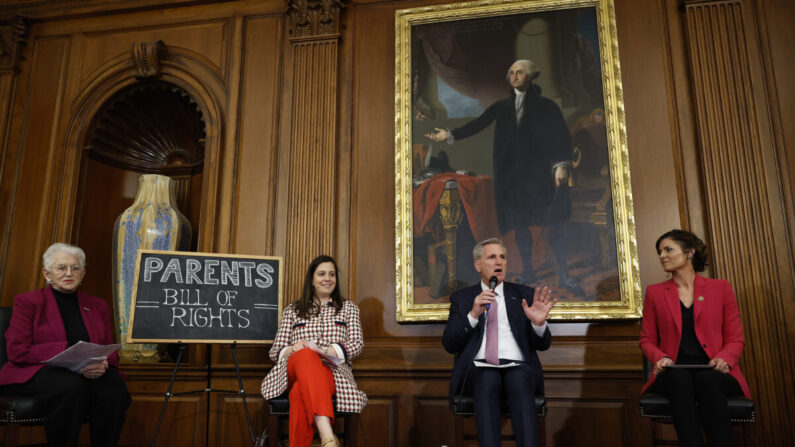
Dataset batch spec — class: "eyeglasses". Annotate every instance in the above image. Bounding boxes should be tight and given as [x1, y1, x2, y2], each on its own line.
[52, 265, 85, 274]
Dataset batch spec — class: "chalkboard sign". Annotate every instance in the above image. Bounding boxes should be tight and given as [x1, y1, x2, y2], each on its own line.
[127, 250, 282, 344]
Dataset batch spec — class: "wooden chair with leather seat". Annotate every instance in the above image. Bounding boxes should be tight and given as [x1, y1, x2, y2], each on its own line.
[638, 358, 756, 446]
[266, 394, 359, 447]
[0, 306, 46, 447]
[450, 359, 548, 447]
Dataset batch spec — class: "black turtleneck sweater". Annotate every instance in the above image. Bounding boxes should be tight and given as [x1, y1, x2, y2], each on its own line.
[52, 288, 91, 347]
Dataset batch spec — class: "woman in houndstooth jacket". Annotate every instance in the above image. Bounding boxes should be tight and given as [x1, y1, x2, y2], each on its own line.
[260, 255, 367, 447]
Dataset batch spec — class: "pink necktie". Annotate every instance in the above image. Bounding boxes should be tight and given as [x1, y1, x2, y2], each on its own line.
[485, 299, 499, 365]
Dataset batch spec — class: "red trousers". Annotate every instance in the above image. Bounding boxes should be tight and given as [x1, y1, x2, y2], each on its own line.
[287, 348, 336, 447]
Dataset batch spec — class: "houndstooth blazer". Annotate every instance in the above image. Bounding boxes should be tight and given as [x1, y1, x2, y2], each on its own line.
[260, 300, 367, 413]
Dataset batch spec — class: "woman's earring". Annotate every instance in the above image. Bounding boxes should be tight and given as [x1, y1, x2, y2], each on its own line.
[46, 278, 52, 284]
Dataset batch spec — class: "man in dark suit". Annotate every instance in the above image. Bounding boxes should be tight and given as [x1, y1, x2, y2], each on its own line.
[426, 59, 583, 295]
[443, 238, 557, 447]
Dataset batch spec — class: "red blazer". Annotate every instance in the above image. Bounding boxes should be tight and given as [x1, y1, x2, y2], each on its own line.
[639, 275, 750, 398]
[0, 286, 120, 386]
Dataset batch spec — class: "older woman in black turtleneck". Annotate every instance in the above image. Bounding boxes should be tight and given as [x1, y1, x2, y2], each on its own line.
[0, 243, 130, 447]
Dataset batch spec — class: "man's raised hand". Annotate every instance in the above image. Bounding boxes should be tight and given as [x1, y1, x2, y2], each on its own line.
[522, 286, 558, 326]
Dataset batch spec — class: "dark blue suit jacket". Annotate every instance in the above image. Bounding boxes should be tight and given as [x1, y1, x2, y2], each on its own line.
[442, 282, 551, 407]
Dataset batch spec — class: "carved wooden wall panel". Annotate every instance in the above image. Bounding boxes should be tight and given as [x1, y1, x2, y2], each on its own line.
[232, 14, 284, 255]
[758, 1, 795, 405]
[352, 369, 647, 447]
[351, 1, 432, 339]
[683, 1, 795, 444]
[0, 370, 212, 446]
[356, 397, 396, 447]
[79, 20, 232, 88]
[124, 394, 206, 446]
[414, 397, 452, 445]
[0, 37, 69, 301]
[211, 392, 266, 446]
[545, 376, 644, 446]
[354, 369, 450, 446]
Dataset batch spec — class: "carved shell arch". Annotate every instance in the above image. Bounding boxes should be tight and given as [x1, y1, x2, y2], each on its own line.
[83, 80, 206, 175]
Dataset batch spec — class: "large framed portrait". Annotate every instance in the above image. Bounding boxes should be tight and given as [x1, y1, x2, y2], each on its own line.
[395, 0, 640, 321]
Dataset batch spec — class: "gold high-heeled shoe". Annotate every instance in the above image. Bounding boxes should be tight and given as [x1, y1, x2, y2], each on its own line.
[320, 436, 340, 447]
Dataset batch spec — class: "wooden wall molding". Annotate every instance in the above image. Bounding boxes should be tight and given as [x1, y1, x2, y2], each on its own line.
[348, 336, 643, 374]
[0, 17, 28, 293]
[683, 1, 795, 444]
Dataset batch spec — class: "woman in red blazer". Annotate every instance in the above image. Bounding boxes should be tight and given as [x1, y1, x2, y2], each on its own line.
[640, 230, 750, 446]
[0, 243, 130, 447]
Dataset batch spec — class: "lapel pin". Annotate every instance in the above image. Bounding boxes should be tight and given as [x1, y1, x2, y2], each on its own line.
[83, 307, 90, 311]
[697, 296, 704, 302]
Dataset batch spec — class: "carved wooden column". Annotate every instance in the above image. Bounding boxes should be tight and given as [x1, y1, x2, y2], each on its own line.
[683, 1, 795, 443]
[0, 15, 28, 288]
[284, 0, 343, 300]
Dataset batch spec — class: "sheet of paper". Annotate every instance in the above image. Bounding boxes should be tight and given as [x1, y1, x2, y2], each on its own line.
[473, 360, 521, 369]
[43, 341, 121, 372]
[308, 341, 343, 366]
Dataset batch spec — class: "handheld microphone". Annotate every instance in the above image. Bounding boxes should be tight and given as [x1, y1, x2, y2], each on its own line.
[487, 276, 498, 311]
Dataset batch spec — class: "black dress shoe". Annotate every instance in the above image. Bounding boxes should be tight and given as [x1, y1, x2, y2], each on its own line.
[562, 278, 585, 297]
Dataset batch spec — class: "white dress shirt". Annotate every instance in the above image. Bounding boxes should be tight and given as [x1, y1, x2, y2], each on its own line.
[467, 281, 547, 364]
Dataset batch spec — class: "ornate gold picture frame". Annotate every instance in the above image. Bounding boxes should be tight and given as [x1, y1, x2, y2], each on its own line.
[395, 0, 640, 321]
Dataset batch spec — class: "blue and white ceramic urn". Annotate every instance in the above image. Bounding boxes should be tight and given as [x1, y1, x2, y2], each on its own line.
[112, 174, 191, 361]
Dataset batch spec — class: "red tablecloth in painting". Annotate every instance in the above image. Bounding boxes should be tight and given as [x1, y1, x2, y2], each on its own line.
[413, 173, 500, 242]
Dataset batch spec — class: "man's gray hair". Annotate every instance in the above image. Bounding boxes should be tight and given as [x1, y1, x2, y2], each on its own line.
[473, 238, 507, 261]
[43, 243, 86, 271]
[505, 59, 541, 82]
